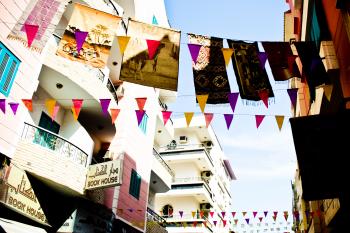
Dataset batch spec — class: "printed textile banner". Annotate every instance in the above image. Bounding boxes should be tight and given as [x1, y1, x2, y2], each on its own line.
[262, 42, 300, 81]
[7, 0, 68, 52]
[227, 40, 274, 101]
[119, 19, 181, 91]
[56, 3, 121, 68]
[188, 33, 231, 104]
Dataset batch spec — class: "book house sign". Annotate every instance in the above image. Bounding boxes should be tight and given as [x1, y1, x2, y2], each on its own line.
[85, 160, 122, 190]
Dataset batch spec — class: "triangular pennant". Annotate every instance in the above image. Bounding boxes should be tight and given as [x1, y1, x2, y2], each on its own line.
[135, 110, 146, 126]
[264, 211, 268, 217]
[191, 211, 196, 218]
[255, 115, 265, 129]
[188, 44, 201, 63]
[117, 36, 131, 54]
[45, 99, 56, 117]
[221, 211, 226, 219]
[284, 214, 289, 221]
[222, 220, 227, 227]
[196, 95, 208, 113]
[273, 211, 278, 217]
[193, 221, 197, 227]
[184, 112, 194, 127]
[199, 211, 204, 218]
[258, 217, 263, 222]
[221, 48, 234, 67]
[110, 109, 121, 124]
[272, 215, 277, 222]
[275, 115, 285, 131]
[146, 39, 161, 60]
[209, 211, 214, 218]
[323, 84, 333, 101]
[179, 211, 183, 218]
[224, 114, 233, 130]
[204, 113, 214, 128]
[234, 219, 238, 225]
[258, 52, 268, 69]
[228, 92, 239, 113]
[99, 99, 111, 116]
[8, 102, 19, 115]
[74, 30, 88, 53]
[213, 220, 217, 226]
[51, 105, 60, 121]
[283, 211, 289, 216]
[22, 99, 33, 112]
[242, 211, 247, 217]
[0, 99, 5, 114]
[72, 99, 83, 120]
[231, 212, 236, 218]
[253, 211, 258, 218]
[161, 111, 172, 125]
[258, 89, 269, 108]
[245, 218, 250, 224]
[135, 97, 147, 110]
[71, 107, 79, 121]
[24, 24, 39, 47]
[152, 15, 158, 25]
[287, 88, 298, 108]
[183, 222, 187, 228]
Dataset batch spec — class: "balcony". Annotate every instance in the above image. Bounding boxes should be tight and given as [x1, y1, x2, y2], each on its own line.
[146, 207, 168, 233]
[11, 123, 89, 195]
[164, 213, 213, 233]
[149, 149, 174, 193]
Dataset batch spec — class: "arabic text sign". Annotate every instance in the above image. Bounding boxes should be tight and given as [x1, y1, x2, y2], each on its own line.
[85, 160, 122, 190]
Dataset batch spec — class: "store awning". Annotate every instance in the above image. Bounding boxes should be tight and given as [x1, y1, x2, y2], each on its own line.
[289, 110, 350, 201]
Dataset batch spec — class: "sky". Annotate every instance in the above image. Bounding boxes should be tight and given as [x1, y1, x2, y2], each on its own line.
[164, 0, 297, 230]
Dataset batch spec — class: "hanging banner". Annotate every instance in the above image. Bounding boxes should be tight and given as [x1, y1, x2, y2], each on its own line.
[85, 160, 122, 190]
[227, 40, 274, 101]
[7, 0, 68, 52]
[262, 42, 300, 81]
[189, 33, 231, 104]
[119, 19, 181, 91]
[56, 3, 121, 68]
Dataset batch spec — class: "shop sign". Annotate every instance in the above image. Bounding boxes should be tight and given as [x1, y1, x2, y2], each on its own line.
[85, 160, 122, 190]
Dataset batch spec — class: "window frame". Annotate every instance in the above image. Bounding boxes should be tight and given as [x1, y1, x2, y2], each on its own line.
[129, 169, 141, 199]
[0, 42, 20, 97]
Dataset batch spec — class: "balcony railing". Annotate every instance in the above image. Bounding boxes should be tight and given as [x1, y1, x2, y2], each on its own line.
[21, 123, 88, 166]
[165, 213, 213, 230]
[153, 148, 175, 177]
[171, 183, 212, 199]
[147, 207, 166, 226]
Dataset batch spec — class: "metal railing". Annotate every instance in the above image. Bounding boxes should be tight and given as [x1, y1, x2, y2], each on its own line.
[153, 148, 175, 177]
[21, 123, 88, 166]
[171, 183, 212, 199]
[147, 207, 166, 225]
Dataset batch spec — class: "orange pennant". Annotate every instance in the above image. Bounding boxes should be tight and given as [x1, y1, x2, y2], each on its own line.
[275, 115, 284, 131]
[110, 109, 121, 124]
[45, 99, 56, 117]
[135, 97, 147, 110]
[22, 99, 33, 112]
[221, 48, 234, 67]
[196, 94, 208, 113]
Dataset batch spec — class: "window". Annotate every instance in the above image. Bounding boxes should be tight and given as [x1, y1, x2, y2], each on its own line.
[138, 113, 148, 134]
[162, 204, 173, 218]
[129, 169, 141, 199]
[33, 112, 60, 150]
[0, 42, 20, 97]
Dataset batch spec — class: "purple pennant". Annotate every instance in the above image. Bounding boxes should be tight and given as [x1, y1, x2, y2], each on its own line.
[228, 92, 239, 113]
[0, 99, 5, 113]
[287, 88, 298, 108]
[135, 110, 145, 126]
[221, 211, 226, 219]
[75, 30, 88, 53]
[99, 99, 111, 116]
[245, 218, 250, 224]
[264, 211, 268, 217]
[188, 44, 201, 63]
[9, 102, 19, 115]
[179, 211, 183, 218]
[258, 52, 268, 70]
[213, 220, 217, 226]
[224, 114, 233, 130]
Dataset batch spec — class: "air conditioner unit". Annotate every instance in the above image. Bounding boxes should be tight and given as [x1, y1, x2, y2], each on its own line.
[200, 203, 211, 210]
[179, 136, 188, 144]
[201, 171, 211, 178]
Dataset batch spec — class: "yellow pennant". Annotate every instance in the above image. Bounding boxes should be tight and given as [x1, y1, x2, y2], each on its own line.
[275, 115, 285, 131]
[117, 36, 131, 54]
[221, 48, 234, 67]
[323, 84, 333, 101]
[191, 211, 196, 218]
[184, 112, 194, 127]
[196, 94, 209, 113]
[45, 99, 56, 117]
[71, 107, 79, 121]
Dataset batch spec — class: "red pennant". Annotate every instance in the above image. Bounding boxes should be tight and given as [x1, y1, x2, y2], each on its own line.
[135, 97, 147, 110]
[110, 109, 120, 124]
[22, 99, 33, 112]
[234, 219, 238, 225]
[204, 113, 214, 128]
[203, 221, 207, 227]
[199, 211, 204, 218]
[273, 211, 278, 217]
[259, 217, 263, 222]
[146, 39, 161, 59]
[255, 115, 265, 129]
[231, 212, 236, 218]
[253, 211, 258, 218]
[209, 211, 214, 218]
[272, 215, 277, 221]
[193, 221, 197, 227]
[161, 111, 172, 125]
[24, 24, 39, 47]
[222, 220, 227, 227]
[284, 214, 289, 221]
[258, 89, 269, 108]
[72, 99, 83, 119]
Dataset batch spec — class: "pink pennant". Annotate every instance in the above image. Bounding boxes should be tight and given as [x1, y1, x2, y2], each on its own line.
[110, 109, 120, 124]
[100, 99, 111, 116]
[221, 211, 226, 219]
[179, 211, 183, 218]
[222, 220, 227, 227]
[75, 30, 88, 53]
[245, 218, 250, 224]
[9, 102, 19, 115]
[228, 92, 239, 113]
[258, 89, 269, 108]
[224, 114, 233, 130]
[188, 44, 202, 63]
[135, 97, 147, 110]
[72, 99, 83, 118]
[162, 111, 172, 125]
[24, 24, 39, 47]
[231, 212, 236, 218]
[51, 105, 60, 121]
[258, 52, 268, 69]
[204, 113, 214, 128]
[287, 88, 298, 108]
[209, 211, 214, 218]
[0, 99, 6, 113]
[253, 211, 258, 218]
[213, 220, 217, 226]
[255, 115, 265, 129]
[136, 110, 145, 126]
[146, 39, 161, 60]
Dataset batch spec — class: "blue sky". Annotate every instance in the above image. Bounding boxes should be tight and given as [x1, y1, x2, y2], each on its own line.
[164, 0, 297, 226]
